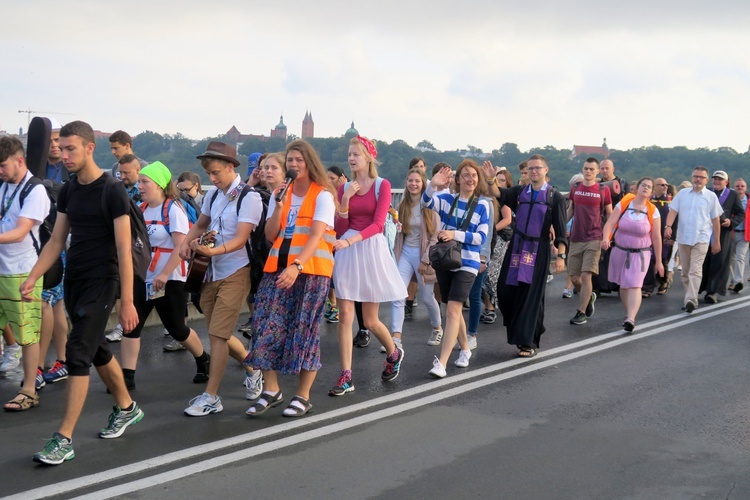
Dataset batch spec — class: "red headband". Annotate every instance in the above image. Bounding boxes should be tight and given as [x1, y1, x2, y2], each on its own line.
[356, 135, 378, 160]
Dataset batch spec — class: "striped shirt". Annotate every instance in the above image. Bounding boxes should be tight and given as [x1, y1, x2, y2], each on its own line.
[422, 185, 490, 274]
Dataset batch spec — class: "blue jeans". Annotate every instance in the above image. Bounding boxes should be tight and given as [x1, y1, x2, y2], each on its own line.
[467, 270, 486, 337]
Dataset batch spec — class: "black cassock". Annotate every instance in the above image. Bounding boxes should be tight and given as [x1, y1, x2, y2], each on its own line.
[700, 188, 745, 296]
[497, 185, 567, 348]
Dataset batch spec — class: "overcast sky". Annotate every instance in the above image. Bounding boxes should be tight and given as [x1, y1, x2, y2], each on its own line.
[3, 0, 749, 153]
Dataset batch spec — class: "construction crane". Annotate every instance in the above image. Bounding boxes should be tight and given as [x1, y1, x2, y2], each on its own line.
[17, 109, 74, 131]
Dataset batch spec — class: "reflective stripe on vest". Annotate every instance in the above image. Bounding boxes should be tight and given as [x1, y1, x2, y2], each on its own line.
[263, 183, 335, 277]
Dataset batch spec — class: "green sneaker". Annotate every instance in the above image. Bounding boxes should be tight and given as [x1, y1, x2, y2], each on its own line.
[98, 403, 144, 439]
[33, 433, 75, 465]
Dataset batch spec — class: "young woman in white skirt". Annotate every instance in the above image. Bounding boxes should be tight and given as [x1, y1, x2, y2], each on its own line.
[329, 136, 407, 396]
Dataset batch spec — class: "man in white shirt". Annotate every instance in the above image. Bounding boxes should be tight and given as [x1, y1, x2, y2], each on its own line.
[179, 142, 264, 416]
[0, 137, 50, 410]
[664, 166, 723, 312]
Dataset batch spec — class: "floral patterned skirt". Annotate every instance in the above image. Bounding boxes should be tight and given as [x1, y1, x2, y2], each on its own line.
[250, 271, 330, 374]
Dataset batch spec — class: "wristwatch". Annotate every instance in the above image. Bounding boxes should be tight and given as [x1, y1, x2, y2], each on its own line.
[557, 253, 567, 259]
[292, 259, 304, 272]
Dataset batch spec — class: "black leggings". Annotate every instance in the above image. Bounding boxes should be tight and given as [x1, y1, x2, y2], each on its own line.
[125, 280, 191, 341]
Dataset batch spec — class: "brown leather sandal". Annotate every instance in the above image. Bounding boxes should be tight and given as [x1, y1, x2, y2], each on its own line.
[4, 388, 39, 412]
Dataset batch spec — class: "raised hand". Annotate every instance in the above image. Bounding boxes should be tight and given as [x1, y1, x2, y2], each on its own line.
[431, 167, 452, 190]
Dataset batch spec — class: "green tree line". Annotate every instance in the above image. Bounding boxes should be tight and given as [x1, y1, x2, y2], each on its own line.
[94, 131, 750, 189]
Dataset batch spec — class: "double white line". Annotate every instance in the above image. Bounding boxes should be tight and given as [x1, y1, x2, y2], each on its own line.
[13, 295, 750, 500]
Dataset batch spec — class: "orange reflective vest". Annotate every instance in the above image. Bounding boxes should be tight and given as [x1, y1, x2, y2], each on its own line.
[264, 183, 336, 277]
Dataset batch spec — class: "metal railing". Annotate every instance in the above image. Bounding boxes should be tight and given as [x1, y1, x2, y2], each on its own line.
[202, 186, 405, 208]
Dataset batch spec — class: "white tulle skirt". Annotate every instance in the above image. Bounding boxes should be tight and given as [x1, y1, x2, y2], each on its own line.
[333, 230, 408, 303]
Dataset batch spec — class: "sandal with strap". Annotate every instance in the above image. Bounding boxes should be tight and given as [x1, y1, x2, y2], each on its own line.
[517, 347, 537, 358]
[246, 391, 284, 417]
[4, 389, 39, 412]
[282, 395, 313, 418]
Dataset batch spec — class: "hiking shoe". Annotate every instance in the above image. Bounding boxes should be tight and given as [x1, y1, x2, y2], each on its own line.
[454, 349, 472, 368]
[98, 403, 144, 438]
[685, 300, 697, 313]
[33, 433, 75, 465]
[105, 324, 123, 343]
[404, 304, 413, 319]
[380, 337, 402, 353]
[427, 328, 443, 346]
[43, 360, 68, 383]
[193, 353, 210, 384]
[428, 356, 447, 378]
[329, 373, 355, 396]
[623, 319, 635, 333]
[244, 370, 264, 400]
[237, 318, 253, 333]
[353, 329, 370, 348]
[562, 288, 573, 299]
[184, 392, 223, 417]
[570, 310, 587, 325]
[382, 345, 405, 382]
[163, 339, 186, 352]
[585, 293, 596, 317]
[326, 307, 339, 323]
[0, 343, 22, 372]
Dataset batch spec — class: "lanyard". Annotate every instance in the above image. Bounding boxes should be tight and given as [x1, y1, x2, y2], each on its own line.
[0, 180, 25, 218]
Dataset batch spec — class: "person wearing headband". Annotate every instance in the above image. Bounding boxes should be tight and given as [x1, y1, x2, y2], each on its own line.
[115, 161, 211, 391]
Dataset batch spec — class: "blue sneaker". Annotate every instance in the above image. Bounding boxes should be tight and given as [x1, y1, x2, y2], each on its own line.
[43, 360, 68, 384]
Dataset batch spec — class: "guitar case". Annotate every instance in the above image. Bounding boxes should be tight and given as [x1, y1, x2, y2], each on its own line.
[26, 117, 52, 179]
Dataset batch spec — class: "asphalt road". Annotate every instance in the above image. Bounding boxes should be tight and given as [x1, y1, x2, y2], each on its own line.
[2, 273, 749, 499]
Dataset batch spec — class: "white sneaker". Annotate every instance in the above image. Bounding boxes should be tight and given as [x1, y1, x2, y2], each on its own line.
[184, 392, 223, 416]
[106, 324, 123, 342]
[162, 339, 186, 352]
[428, 356, 447, 378]
[454, 349, 472, 368]
[162, 328, 170, 337]
[380, 337, 402, 353]
[427, 328, 443, 346]
[244, 370, 263, 400]
[454, 336, 478, 351]
[0, 343, 22, 372]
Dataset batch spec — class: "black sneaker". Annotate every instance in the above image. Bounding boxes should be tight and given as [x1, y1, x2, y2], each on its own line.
[685, 301, 696, 313]
[734, 282, 744, 293]
[353, 329, 370, 348]
[623, 319, 635, 333]
[193, 353, 210, 384]
[382, 346, 404, 382]
[404, 304, 413, 319]
[585, 292, 596, 317]
[570, 311, 587, 325]
[237, 318, 253, 333]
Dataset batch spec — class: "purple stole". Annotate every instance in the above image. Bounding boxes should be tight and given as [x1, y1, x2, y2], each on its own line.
[718, 188, 730, 206]
[506, 183, 549, 286]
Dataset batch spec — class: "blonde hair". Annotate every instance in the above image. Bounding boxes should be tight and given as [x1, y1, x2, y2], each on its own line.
[398, 168, 436, 237]
[349, 138, 379, 181]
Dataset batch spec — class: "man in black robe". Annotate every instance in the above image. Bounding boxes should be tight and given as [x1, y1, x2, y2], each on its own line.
[700, 170, 745, 303]
[484, 155, 567, 358]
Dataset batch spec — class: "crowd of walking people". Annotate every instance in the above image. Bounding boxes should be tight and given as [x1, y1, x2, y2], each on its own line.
[0, 120, 748, 466]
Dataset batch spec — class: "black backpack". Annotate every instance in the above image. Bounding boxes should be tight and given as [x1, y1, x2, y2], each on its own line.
[209, 184, 271, 280]
[100, 174, 152, 282]
[0, 176, 64, 289]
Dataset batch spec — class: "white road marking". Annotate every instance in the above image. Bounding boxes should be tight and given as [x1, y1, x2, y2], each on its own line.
[10, 296, 750, 500]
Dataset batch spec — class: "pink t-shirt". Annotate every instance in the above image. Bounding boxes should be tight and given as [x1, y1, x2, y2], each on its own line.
[334, 178, 392, 240]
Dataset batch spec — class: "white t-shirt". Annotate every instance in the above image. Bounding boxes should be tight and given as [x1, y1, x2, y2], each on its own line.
[200, 175, 262, 281]
[403, 204, 422, 248]
[267, 190, 335, 233]
[0, 171, 50, 275]
[143, 200, 190, 282]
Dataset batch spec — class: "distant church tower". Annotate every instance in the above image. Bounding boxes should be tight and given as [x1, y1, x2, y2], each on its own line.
[301, 111, 314, 139]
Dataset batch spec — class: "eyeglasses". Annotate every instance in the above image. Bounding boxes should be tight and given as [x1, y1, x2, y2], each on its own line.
[527, 167, 545, 172]
[179, 185, 195, 193]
